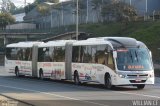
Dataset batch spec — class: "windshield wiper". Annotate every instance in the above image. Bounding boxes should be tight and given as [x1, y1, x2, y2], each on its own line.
[129, 51, 133, 63]
[135, 50, 139, 62]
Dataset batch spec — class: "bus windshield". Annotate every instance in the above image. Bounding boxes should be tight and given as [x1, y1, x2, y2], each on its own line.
[116, 48, 152, 71]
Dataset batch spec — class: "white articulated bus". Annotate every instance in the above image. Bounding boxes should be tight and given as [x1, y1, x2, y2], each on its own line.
[5, 37, 154, 89]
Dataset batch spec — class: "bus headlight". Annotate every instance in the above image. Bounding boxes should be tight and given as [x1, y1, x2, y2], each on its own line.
[118, 74, 126, 78]
[149, 72, 154, 77]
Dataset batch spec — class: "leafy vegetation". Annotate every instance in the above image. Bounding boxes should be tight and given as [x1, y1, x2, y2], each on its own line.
[91, 0, 137, 23]
[24, 0, 60, 14]
[0, 13, 15, 29]
[1, 0, 16, 13]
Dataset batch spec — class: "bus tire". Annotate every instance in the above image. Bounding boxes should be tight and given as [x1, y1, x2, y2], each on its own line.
[39, 69, 44, 80]
[136, 84, 145, 90]
[74, 71, 80, 85]
[105, 73, 114, 89]
[15, 67, 19, 77]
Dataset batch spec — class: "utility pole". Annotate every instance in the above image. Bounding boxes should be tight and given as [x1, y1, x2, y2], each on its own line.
[145, 0, 148, 20]
[24, 0, 26, 7]
[24, 0, 26, 16]
[51, 10, 53, 28]
[61, 2, 64, 26]
[145, 0, 148, 13]
[86, 0, 89, 24]
[129, 0, 131, 6]
[76, 0, 79, 40]
[153, 10, 155, 21]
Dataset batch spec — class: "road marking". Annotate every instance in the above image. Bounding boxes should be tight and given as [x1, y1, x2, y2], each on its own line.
[0, 84, 109, 106]
[118, 91, 160, 99]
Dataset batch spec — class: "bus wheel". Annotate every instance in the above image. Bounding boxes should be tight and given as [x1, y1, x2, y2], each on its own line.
[15, 67, 19, 77]
[136, 84, 145, 90]
[105, 74, 114, 89]
[39, 69, 44, 80]
[74, 71, 80, 85]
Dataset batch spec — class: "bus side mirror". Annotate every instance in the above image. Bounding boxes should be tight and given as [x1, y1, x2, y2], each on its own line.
[113, 51, 117, 58]
[149, 51, 152, 58]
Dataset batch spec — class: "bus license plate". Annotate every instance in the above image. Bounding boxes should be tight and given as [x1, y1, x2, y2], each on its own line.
[135, 79, 141, 82]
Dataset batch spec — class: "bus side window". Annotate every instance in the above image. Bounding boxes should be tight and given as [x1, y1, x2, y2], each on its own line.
[38, 48, 45, 62]
[28, 48, 32, 61]
[96, 45, 106, 64]
[44, 48, 51, 62]
[17, 48, 22, 60]
[82, 46, 92, 63]
[53, 47, 65, 62]
[10, 48, 17, 60]
[25, 48, 31, 61]
[77, 46, 83, 63]
[6, 48, 12, 60]
[72, 46, 79, 62]
[92, 46, 97, 63]
[107, 46, 115, 70]
[49, 47, 54, 62]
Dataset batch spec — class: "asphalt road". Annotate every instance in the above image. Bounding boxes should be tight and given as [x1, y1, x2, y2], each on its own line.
[0, 66, 160, 106]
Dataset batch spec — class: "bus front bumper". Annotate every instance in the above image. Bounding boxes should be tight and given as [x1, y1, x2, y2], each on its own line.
[112, 76, 154, 86]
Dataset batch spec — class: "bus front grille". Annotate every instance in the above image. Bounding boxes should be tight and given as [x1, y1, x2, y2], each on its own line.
[127, 74, 148, 78]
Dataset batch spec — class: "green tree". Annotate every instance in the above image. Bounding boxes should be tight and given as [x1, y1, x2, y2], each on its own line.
[1, 0, 16, 13]
[25, 3, 37, 14]
[101, 1, 137, 22]
[91, 0, 104, 22]
[0, 13, 15, 30]
[8, 1, 17, 13]
[24, 0, 59, 14]
[37, 4, 50, 16]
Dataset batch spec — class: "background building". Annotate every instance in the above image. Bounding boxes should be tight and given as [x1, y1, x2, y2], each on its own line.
[23, 0, 160, 29]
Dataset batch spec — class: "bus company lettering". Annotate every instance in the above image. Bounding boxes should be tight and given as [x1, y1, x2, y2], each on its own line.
[15, 61, 21, 65]
[128, 65, 144, 69]
[51, 70, 64, 79]
[20, 66, 31, 70]
[73, 64, 81, 69]
[84, 66, 92, 71]
[21, 62, 30, 66]
[52, 63, 63, 67]
[92, 66, 104, 71]
[52, 70, 64, 75]
[43, 63, 52, 67]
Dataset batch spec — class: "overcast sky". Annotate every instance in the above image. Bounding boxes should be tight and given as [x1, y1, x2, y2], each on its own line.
[10, 0, 68, 7]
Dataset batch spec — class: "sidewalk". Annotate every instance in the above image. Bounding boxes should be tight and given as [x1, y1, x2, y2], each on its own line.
[0, 95, 19, 106]
[0, 94, 29, 106]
